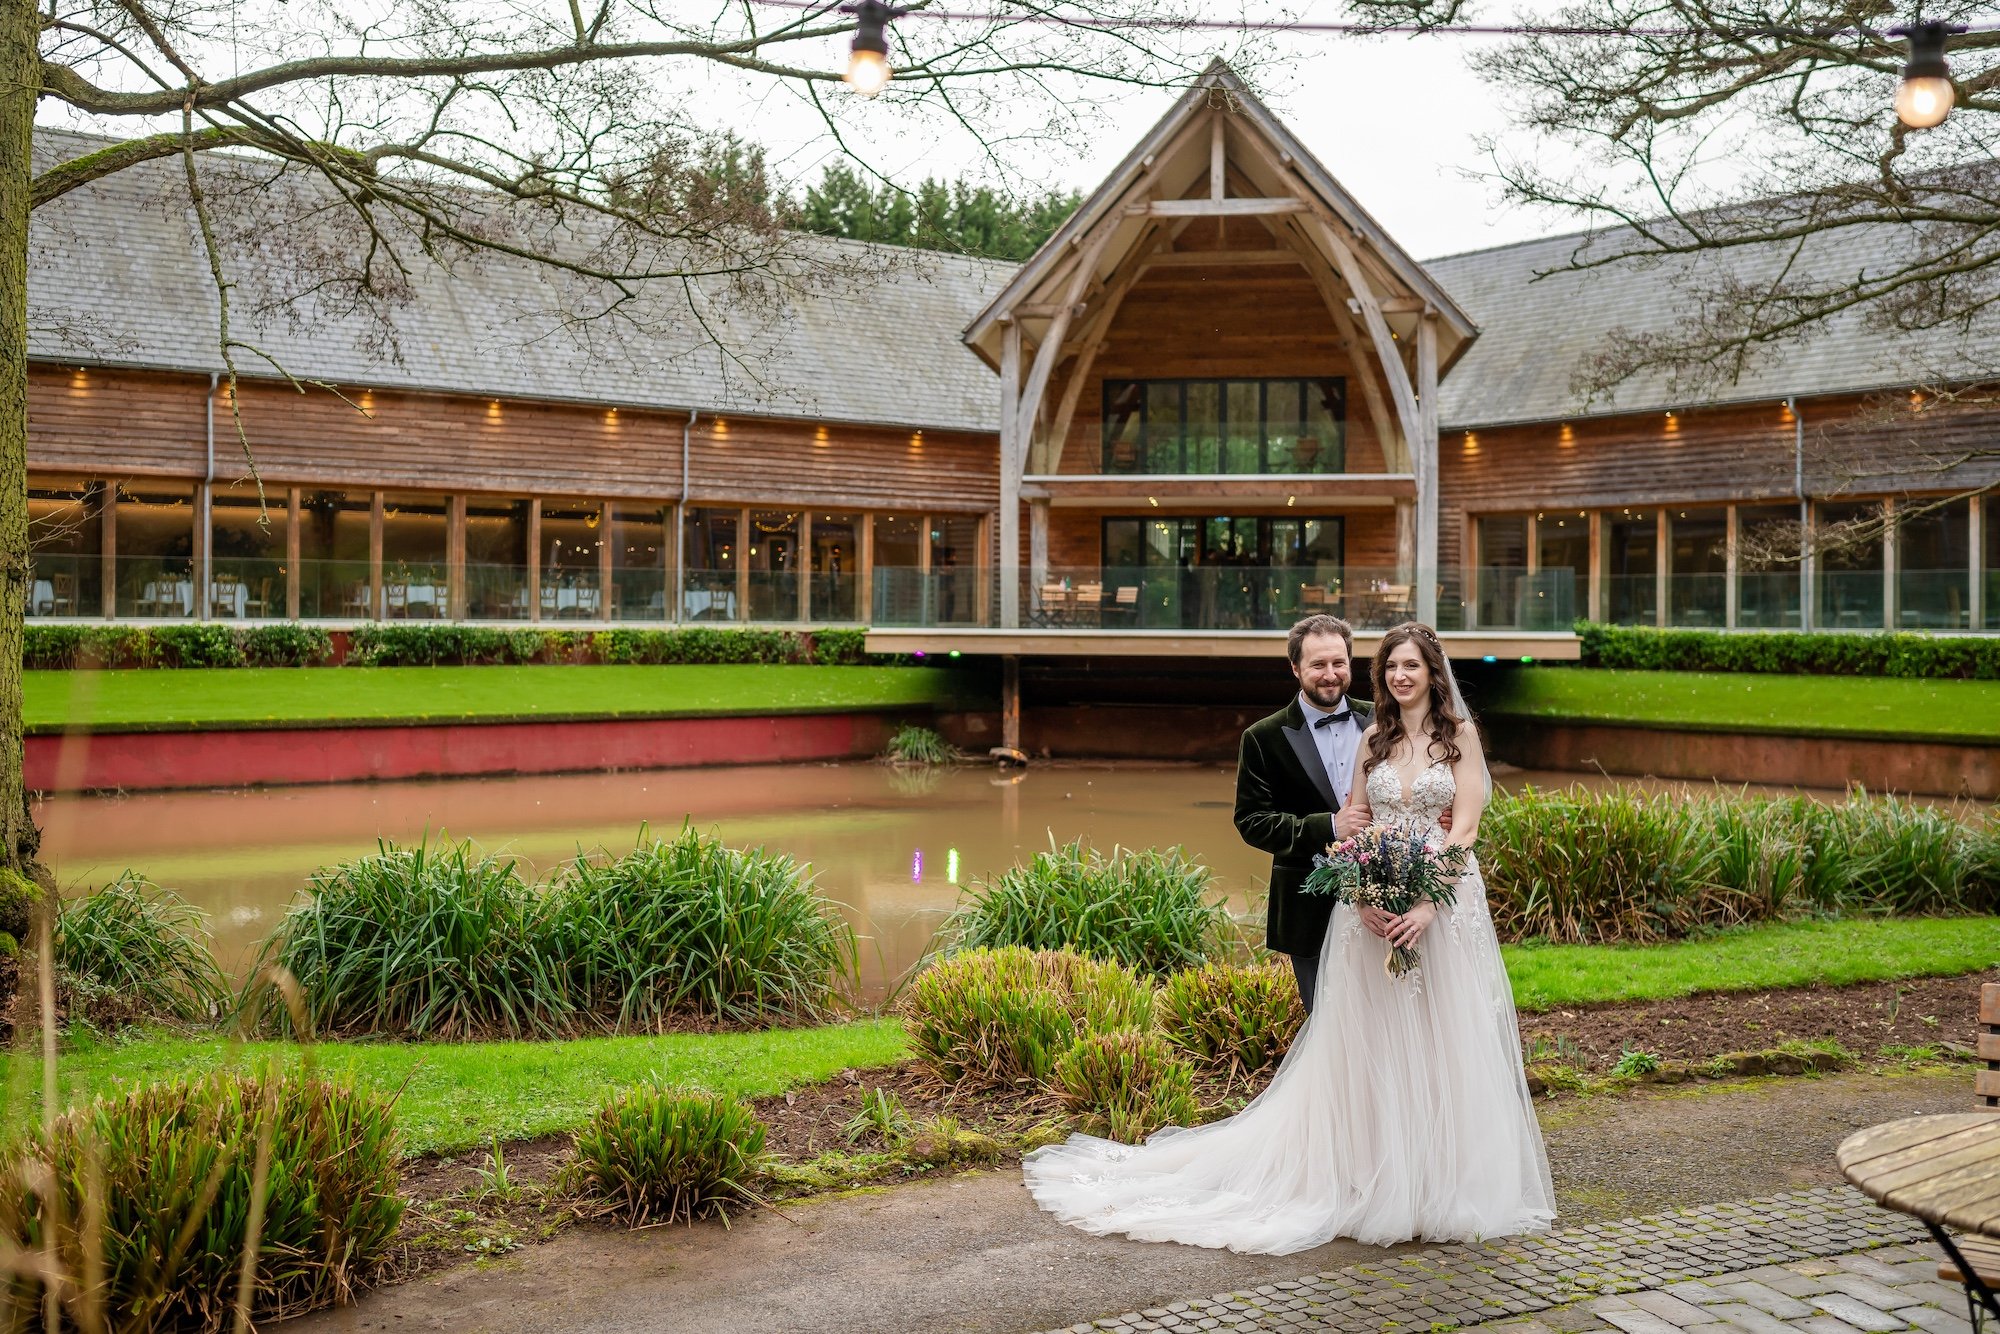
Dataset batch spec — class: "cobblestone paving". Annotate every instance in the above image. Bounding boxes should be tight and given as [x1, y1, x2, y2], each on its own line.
[1033, 1186, 1973, 1334]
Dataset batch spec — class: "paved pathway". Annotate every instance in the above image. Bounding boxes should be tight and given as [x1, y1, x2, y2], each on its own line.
[1035, 1186, 1970, 1334]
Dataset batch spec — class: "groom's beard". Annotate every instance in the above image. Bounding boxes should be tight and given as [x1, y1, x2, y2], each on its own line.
[1301, 682, 1347, 712]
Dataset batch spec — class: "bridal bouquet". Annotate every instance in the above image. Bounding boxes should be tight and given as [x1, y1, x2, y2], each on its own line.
[1301, 828, 1470, 977]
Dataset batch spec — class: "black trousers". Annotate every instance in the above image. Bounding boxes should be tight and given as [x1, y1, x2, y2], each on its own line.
[1289, 951, 1320, 1015]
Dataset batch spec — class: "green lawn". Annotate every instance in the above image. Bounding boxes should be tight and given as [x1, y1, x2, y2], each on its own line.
[1477, 666, 2000, 742]
[1, 1019, 909, 1155]
[1503, 916, 2000, 1011]
[26, 664, 977, 732]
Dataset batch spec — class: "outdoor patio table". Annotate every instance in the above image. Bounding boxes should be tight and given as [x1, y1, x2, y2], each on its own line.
[1837, 1112, 2000, 1326]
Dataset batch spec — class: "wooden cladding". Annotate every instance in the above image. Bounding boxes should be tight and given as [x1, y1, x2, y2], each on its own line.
[29, 366, 997, 513]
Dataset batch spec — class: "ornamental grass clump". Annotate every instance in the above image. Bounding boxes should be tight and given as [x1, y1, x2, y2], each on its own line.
[0, 1070, 403, 1331]
[1156, 960, 1305, 1081]
[904, 947, 1152, 1089]
[1053, 1030, 1199, 1145]
[948, 839, 1232, 976]
[551, 826, 856, 1026]
[1479, 784, 2000, 944]
[249, 838, 567, 1040]
[56, 873, 229, 1025]
[883, 724, 959, 766]
[571, 1086, 767, 1227]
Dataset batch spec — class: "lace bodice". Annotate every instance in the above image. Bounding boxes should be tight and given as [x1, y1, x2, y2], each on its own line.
[1365, 758, 1456, 834]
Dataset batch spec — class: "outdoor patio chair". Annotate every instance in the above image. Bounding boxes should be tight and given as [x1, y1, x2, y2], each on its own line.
[1932, 983, 2000, 1312]
[242, 577, 273, 618]
[43, 573, 74, 616]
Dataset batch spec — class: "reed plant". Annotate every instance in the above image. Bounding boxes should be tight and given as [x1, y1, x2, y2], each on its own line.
[550, 826, 856, 1026]
[0, 1070, 403, 1330]
[1156, 960, 1305, 1081]
[248, 838, 570, 1040]
[570, 1086, 767, 1227]
[883, 724, 959, 766]
[1052, 1030, 1199, 1144]
[903, 947, 1151, 1089]
[1481, 784, 2000, 944]
[948, 839, 1233, 976]
[55, 874, 230, 1026]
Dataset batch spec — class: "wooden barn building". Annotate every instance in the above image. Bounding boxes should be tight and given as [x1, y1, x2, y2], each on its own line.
[24, 64, 2000, 662]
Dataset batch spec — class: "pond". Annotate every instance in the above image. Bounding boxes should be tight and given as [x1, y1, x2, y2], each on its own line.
[32, 762, 1859, 998]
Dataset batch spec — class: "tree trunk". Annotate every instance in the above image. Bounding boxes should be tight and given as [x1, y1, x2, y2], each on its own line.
[0, 0, 40, 874]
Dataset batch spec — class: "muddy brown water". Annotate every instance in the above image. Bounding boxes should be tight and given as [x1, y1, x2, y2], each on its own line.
[33, 763, 1876, 997]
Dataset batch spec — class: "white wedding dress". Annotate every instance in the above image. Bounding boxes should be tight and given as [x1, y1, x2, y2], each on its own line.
[1022, 758, 1556, 1254]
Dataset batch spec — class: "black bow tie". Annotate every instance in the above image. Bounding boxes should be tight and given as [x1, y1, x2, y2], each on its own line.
[1313, 710, 1351, 729]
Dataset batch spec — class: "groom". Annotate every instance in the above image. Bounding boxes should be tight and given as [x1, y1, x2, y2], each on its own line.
[1233, 614, 1375, 1011]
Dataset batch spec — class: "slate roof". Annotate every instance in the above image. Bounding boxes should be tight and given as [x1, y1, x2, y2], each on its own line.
[26, 127, 1994, 437]
[27, 128, 1012, 434]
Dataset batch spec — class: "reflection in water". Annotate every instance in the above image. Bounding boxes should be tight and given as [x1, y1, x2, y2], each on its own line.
[33, 762, 1865, 1000]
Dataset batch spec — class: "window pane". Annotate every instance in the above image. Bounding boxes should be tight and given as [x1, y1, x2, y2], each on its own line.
[871, 513, 925, 625]
[28, 476, 102, 618]
[1897, 498, 1969, 629]
[382, 491, 449, 620]
[682, 507, 740, 622]
[1301, 379, 1346, 474]
[1477, 515, 1529, 628]
[1736, 504, 1801, 629]
[1144, 382, 1182, 472]
[298, 489, 372, 619]
[466, 498, 531, 620]
[1264, 381, 1304, 472]
[1184, 382, 1220, 473]
[810, 511, 862, 623]
[1223, 382, 1261, 473]
[1102, 381, 1143, 474]
[115, 480, 196, 619]
[1667, 508, 1727, 627]
[1815, 501, 1884, 630]
[747, 509, 799, 622]
[211, 484, 286, 619]
[611, 504, 669, 622]
[1987, 497, 2000, 631]
[1604, 510, 1657, 626]
[929, 515, 979, 626]
[1533, 509, 1587, 630]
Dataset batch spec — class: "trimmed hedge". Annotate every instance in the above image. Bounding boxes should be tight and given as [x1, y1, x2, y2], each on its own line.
[1576, 622, 2000, 679]
[25, 622, 896, 670]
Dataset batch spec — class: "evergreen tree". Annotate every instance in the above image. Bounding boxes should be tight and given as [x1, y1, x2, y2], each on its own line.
[791, 164, 1081, 262]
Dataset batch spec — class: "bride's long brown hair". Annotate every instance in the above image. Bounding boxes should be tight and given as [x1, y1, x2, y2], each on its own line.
[1362, 622, 1465, 777]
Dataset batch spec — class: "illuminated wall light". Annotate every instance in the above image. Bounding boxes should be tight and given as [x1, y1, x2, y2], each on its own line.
[68, 368, 87, 390]
[1462, 431, 1479, 453]
[1147, 496, 1159, 507]
[1558, 422, 1574, 445]
[486, 400, 502, 420]
[604, 408, 620, 427]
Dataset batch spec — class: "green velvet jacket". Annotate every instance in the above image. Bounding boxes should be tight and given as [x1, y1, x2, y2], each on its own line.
[1232, 695, 1373, 957]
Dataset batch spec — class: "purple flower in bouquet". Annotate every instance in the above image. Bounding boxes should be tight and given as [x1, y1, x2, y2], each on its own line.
[1300, 826, 1470, 977]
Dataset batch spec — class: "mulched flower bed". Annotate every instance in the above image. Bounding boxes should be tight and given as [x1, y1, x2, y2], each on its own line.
[1518, 968, 1998, 1068]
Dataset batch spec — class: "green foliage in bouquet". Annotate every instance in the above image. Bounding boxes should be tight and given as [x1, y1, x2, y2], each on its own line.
[1303, 828, 1469, 976]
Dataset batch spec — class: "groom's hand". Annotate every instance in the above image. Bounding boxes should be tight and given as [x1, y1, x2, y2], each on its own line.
[1358, 905, 1395, 938]
[1437, 808, 1454, 833]
[1334, 803, 1371, 839]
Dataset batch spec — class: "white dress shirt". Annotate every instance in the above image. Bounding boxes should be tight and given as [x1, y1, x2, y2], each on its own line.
[1298, 691, 1362, 807]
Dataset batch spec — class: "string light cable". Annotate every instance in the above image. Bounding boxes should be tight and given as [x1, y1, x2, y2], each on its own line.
[761, 1, 1996, 127]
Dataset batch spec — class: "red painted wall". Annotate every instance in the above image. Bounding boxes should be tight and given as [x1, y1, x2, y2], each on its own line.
[27, 712, 915, 793]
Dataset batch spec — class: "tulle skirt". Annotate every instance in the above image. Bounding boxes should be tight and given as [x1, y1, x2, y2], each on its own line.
[1022, 870, 1556, 1254]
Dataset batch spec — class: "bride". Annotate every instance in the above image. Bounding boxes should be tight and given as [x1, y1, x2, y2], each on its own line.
[1022, 622, 1555, 1254]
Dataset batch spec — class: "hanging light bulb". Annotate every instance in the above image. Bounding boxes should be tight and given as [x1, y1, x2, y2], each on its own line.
[1889, 21, 1963, 129]
[841, 0, 906, 98]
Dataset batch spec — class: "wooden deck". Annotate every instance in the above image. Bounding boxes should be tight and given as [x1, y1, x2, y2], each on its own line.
[864, 627, 1582, 660]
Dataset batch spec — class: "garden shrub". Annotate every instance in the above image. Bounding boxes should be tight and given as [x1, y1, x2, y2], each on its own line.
[883, 723, 958, 766]
[1052, 1030, 1199, 1144]
[57, 874, 228, 1025]
[1480, 784, 2000, 943]
[0, 1071, 402, 1331]
[1576, 622, 2000, 679]
[903, 947, 1151, 1089]
[571, 1086, 766, 1226]
[241, 622, 334, 666]
[346, 623, 535, 666]
[948, 839, 1232, 976]
[23, 623, 88, 669]
[152, 622, 245, 669]
[810, 627, 870, 665]
[550, 826, 856, 1025]
[248, 838, 565, 1040]
[1156, 960, 1305, 1080]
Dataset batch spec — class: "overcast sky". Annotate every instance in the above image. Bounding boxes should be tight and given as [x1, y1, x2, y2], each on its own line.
[704, 16, 1571, 262]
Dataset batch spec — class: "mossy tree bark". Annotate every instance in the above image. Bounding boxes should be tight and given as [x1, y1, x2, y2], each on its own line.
[0, 0, 37, 878]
